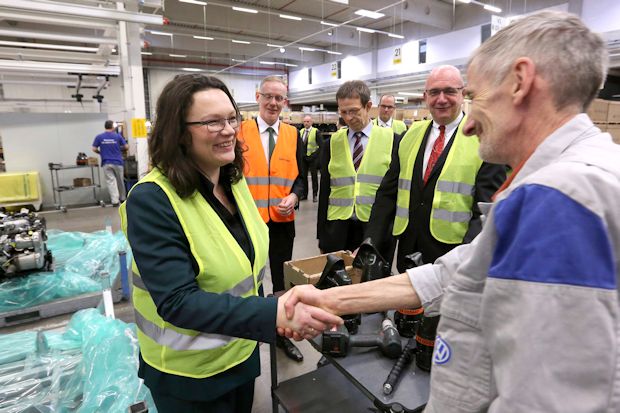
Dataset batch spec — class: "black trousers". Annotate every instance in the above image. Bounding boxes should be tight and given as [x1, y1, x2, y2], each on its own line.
[268, 220, 295, 293]
[150, 380, 255, 413]
[321, 219, 366, 253]
[302, 155, 319, 198]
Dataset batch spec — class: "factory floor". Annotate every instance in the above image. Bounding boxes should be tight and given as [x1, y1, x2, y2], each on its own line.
[2, 187, 325, 413]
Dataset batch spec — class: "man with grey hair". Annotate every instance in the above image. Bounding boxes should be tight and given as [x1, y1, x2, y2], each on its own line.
[283, 10, 620, 411]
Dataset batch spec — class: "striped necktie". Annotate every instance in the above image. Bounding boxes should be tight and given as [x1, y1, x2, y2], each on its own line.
[352, 131, 364, 171]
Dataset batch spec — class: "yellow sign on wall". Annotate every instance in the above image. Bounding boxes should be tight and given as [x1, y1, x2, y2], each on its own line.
[131, 118, 147, 138]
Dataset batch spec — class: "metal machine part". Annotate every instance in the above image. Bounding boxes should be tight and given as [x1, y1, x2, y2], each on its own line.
[0, 211, 53, 278]
[353, 238, 392, 283]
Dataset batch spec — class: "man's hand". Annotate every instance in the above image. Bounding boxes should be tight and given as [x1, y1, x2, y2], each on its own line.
[276, 288, 342, 341]
[276, 193, 298, 217]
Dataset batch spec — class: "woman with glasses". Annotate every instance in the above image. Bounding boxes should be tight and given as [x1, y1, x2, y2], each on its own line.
[119, 74, 341, 412]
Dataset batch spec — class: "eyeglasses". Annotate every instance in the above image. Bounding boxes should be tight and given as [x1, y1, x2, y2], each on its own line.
[425, 87, 464, 97]
[185, 116, 240, 132]
[258, 92, 287, 103]
[379, 104, 395, 110]
[338, 107, 363, 117]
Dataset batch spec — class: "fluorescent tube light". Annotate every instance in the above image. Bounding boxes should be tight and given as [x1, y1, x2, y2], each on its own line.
[458, 0, 472, 3]
[326, 51, 342, 55]
[284, 63, 298, 67]
[398, 92, 423, 97]
[279, 14, 302, 21]
[140, 51, 153, 55]
[149, 30, 173, 37]
[259, 61, 276, 65]
[321, 21, 338, 27]
[329, 0, 349, 4]
[182, 67, 203, 71]
[231, 58, 245, 62]
[299, 47, 316, 52]
[267, 43, 283, 48]
[483, 4, 502, 13]
[232, 6, 258, 13]
[388, 33, 404, 39]
[232, 39, 250, 44]
[193, 35, 213, 40]
[179, 0, 207, 5]
[357, 27, 376, 33]
[355, 9, 385, 19]
[169, 53, 187, 57]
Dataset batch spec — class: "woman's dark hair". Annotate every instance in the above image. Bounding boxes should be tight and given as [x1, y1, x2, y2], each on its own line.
[149, 74, 245, 197]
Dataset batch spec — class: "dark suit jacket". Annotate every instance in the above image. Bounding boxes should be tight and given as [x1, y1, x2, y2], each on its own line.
[365, 120, 506, 272]
[317, 128, 401, 252]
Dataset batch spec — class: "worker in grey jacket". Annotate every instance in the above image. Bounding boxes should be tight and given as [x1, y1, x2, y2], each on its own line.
[281, 10, 620, 413]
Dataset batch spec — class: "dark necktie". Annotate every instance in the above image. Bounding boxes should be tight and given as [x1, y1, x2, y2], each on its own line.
[423, 125, 445, 184]
[267, 127, 276, 160]
[352, 131, 364, 171]
[303, 129, 309, 144]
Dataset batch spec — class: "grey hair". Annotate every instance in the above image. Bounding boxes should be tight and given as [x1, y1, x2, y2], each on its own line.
[469, 10, 607, 112]
[336, 80, 371, 106]
[259, 75, 287, 91]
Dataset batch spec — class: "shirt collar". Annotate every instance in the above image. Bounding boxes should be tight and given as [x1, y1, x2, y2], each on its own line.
[378, 117, 392, 127]
[257, 116, 280, 134]
[433, 112, 463, 132]
[348, 121, 373, 140]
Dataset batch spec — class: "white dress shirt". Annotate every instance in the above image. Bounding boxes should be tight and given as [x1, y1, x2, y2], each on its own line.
[422, 112, 464, 172]
[347, 121, 373, 156]
[377, 117, 393, 128]
[257, 116, 280, 165]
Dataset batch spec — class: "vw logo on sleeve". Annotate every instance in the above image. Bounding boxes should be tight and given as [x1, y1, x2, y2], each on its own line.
[433, 334, 452, 365]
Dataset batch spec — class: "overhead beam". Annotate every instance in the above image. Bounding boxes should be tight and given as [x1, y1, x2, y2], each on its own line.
[0, 59, 120, 75]
[0, 28, 117, 45]
[0, 10, 116, 29]
[0, 0, 164, 25]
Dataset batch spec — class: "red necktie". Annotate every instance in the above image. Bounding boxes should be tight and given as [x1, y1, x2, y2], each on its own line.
[423, 125, 445, 184]
[352, 132, 364, 170]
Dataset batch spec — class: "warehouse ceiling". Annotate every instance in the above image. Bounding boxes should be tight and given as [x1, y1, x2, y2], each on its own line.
[1, 0, 620, 102]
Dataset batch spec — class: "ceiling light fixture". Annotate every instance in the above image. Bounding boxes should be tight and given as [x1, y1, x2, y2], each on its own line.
[232, 39, 251, 44]
[179, 0, 207, 5]
[388, 33, 404, 39]
[357, 27, 376, 34]
[232, 6, 258, 14]
[329, 0, 349, 4]
[267, 43, 283, 48]
[231, 58, 245, 62]
[327, 51, 342, 55]
[284, 63, 298, 67]
[259, 61, 276, 65]
[398, 92, 423, 97]
[279, 14, 302, 21]
[355, 9, 385, 19]
[149, 30, 173, 37]
[321, 21, 338, 27]
[483, 4, 502, 13]
[193, 35, 213, 40]
[169, 53, 187, 57]
[458, 0, 472, 3]
[280, 48, 286, 53]
[0, 40, 100, 52]
[140, 51, 153, 55]
[182, 67, 203, 71]
[299, 47, 316, 52]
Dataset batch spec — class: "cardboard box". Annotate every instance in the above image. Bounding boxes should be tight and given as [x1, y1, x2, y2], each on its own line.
[587, 99, 609, 122]
[73, 177, 92, 187]
[87, 157, 98, 166]
[607, 101, 620, 123]
[284, 250, 359, 290]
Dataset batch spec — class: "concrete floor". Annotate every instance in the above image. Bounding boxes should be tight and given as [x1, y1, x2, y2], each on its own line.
[2, 184, 325, 413]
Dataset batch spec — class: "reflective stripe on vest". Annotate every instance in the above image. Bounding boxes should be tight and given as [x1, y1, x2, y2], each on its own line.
[119, 167, 269, 379]
[300, 127, 319, 156]
[393, 117, 482, 244]
[327, 125, 393, 222]
[241, 120, 298, 223]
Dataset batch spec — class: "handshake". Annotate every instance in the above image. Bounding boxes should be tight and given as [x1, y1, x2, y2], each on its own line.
[276, 285, 341, 341]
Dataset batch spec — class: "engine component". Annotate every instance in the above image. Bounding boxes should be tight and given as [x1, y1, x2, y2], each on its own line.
[0, 211, 53, 278]
[322, 314, 402, 359]
[415, 314, 440, 372]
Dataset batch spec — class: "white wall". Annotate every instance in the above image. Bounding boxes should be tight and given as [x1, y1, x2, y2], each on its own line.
[0, 113, 110, 208]
[582, 0, 620, 33]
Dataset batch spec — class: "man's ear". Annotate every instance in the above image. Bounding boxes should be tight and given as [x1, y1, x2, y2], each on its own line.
[511, 57, 535, 105]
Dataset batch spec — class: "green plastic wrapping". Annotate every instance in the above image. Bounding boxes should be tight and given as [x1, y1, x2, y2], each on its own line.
[0, 230, 132, 312]
[0, 309, 156, 412]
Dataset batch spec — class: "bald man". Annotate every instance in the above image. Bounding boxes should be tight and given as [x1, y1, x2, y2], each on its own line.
[299, 115, 320, 202]
[366, 65, 506, 271]
[373, 95, 407, 135]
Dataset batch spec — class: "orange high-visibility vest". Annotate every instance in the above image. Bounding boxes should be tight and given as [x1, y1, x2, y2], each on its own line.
[240, 120, 298, 223]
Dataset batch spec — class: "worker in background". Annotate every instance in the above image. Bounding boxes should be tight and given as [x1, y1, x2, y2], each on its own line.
[283, 10, 620, 412]
[238, 75, 307, 362]
[300, 115, 320, 202]
[373, 94, 407, 135]
[317, 80, 397, 253]
[92, 120, 128, 207]
[120, 74, 340, 412]
[365, 65, 506, 272]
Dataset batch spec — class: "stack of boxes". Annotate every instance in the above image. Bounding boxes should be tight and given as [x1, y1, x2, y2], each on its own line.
[587, 99, 620, 144]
